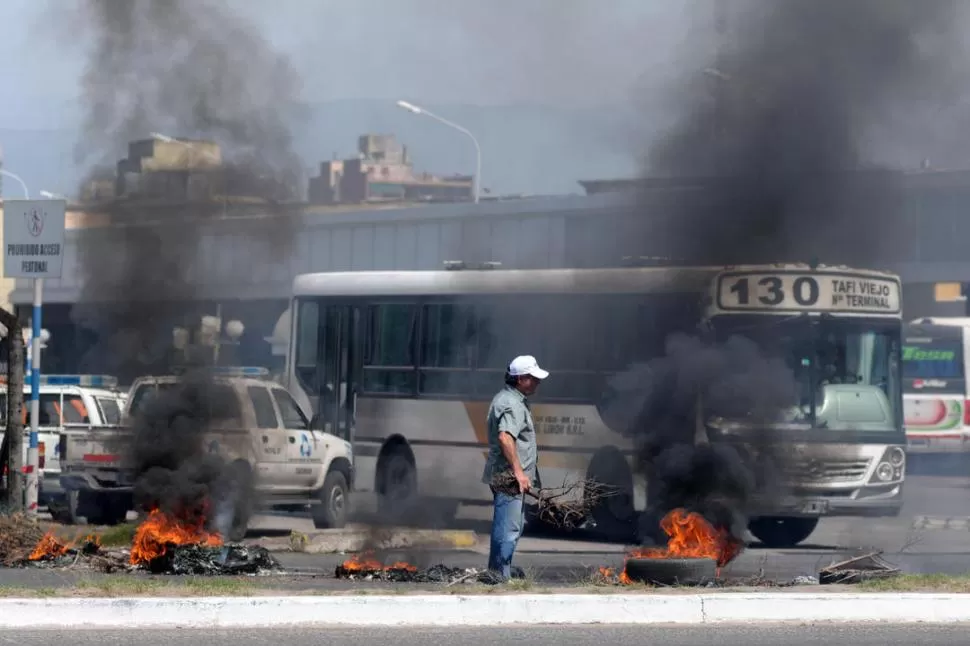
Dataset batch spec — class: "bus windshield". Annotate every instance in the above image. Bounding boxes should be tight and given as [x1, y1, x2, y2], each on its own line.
[709, 315, 901, 432]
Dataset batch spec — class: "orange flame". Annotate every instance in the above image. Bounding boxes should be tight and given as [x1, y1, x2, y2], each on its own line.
[28, 532, 71, 561]
[129, 508, 223, 566]
[612, 508, 744, 585]
[339, 551, 417, 574]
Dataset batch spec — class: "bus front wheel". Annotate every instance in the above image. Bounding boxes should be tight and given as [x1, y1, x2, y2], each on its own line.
[748, 516, 819, 548]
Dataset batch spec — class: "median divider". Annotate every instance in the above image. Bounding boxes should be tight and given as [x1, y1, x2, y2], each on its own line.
[252, 528, 479, 554]
[4, 593, 970, 628]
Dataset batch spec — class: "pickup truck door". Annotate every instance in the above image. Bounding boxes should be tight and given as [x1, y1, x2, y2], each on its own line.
[245, 385, 289, 488]
[271, 387, 320, 488]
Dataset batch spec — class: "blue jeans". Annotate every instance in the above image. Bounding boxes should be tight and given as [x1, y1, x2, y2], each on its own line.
[488, 488, 525, 580]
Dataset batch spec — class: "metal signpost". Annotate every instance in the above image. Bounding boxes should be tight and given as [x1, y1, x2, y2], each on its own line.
[3, 198, 66, 516]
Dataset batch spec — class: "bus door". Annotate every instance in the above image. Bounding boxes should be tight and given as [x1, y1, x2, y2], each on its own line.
[315, 304, 363, 444]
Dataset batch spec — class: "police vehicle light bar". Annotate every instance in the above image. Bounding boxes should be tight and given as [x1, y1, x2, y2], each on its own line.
[209, 366, 270, 378]
[40, 374, 119, 388]
[0, 374, 119, 388]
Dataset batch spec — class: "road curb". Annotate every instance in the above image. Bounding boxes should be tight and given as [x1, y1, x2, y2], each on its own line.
[4, 593, 970, 627]
[276, 529, 479, 553]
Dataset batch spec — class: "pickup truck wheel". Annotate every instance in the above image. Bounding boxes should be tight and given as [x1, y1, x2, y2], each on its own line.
[49, 491, 80, 525]
[312, 470, 349, 529]
[84, 493, 128, 526]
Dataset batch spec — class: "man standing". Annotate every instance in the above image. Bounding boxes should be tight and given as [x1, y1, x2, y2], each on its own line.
[482, 354, 549, 581]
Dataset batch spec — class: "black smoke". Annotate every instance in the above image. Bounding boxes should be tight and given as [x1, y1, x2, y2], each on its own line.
[612, 0, 967, 545]
[56, 0, 306, 528]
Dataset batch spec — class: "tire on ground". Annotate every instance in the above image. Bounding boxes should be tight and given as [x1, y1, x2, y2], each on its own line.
[623, 556, 718, 586]
[747, 516, 819, 548]
[312, 469, 349, 529]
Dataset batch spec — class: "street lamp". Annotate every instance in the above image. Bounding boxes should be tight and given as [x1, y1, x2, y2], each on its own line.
[0, 169, 29, 198]
[172, 315, 245, 365]
[395, 100, 482, 203]
[39, 190, 65, 199]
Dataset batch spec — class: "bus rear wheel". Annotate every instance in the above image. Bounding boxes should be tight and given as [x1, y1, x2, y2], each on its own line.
[377, 449, 417, 521]
[748, 516, 819, 548]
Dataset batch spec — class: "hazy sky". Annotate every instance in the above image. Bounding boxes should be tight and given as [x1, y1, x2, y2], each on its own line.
[0, 0, 707, 129]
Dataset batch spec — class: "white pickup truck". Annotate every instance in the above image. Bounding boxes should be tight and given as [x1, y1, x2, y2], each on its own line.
[58, 367, 354, 539]
[0, 375, 128, 521]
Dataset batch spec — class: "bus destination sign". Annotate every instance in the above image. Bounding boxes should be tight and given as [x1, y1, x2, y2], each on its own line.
[715, 272, 901, 314]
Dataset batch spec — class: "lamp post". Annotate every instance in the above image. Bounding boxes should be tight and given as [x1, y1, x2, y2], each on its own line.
[173, 313, 245, 366]
[395, 100, 481, 203]
[0, 169, 29, 199]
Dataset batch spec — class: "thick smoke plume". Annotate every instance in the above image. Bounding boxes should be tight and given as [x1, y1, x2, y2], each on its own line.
[60, 0, 305, 526]
[616, 0, 967, 543]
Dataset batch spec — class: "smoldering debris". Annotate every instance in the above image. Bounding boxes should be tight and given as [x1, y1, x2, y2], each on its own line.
[20, 532, 281, 576]
[335, 553, 505, 585]
[0, 513, 46, 566]
[142, 543, 281, 576]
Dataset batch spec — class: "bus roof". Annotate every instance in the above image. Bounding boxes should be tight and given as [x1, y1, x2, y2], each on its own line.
[292, 263, 900, 298]
[909, 317, 970, 328]
[292, 266, 722, 297]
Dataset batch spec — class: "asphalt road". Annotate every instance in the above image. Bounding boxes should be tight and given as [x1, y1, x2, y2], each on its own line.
[2, 625, 968, 645]
[4, 473, 970, 590]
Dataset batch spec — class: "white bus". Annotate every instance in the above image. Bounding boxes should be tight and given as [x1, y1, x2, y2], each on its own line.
[903, 317, 970, 453]
[285, 263, 906, 547]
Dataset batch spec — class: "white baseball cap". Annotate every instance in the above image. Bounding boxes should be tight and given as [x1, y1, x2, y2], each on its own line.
[508, 355, 549, 380]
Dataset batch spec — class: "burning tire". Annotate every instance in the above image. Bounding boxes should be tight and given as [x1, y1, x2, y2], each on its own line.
[623, 556, 717, 586]
[748, 516, 818, 548]
[312, 470, 348, 529]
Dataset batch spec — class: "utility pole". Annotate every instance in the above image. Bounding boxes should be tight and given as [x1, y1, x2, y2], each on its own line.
[0, 309, 24, 511]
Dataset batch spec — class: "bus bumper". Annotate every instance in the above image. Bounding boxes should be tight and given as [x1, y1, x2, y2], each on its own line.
[750, 482, 904, 519]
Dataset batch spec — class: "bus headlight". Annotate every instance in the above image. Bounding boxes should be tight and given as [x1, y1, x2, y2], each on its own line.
[875, 461, 894, 482]
[888, 447, 905, 467]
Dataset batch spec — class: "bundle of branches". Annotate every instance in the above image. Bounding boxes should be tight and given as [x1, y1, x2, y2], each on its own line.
[0, 513, 45, 566]
[491, 471, 619, 530]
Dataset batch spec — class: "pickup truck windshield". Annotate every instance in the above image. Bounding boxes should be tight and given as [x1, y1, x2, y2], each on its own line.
[127, 382, 240, 420]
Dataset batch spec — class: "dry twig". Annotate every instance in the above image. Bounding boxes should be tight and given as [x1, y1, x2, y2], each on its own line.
[491, 471, 620, 530]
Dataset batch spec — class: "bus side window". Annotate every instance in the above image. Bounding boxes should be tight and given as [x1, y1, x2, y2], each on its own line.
[419, 303, 475, 396]
[362, 303, 417, 395]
